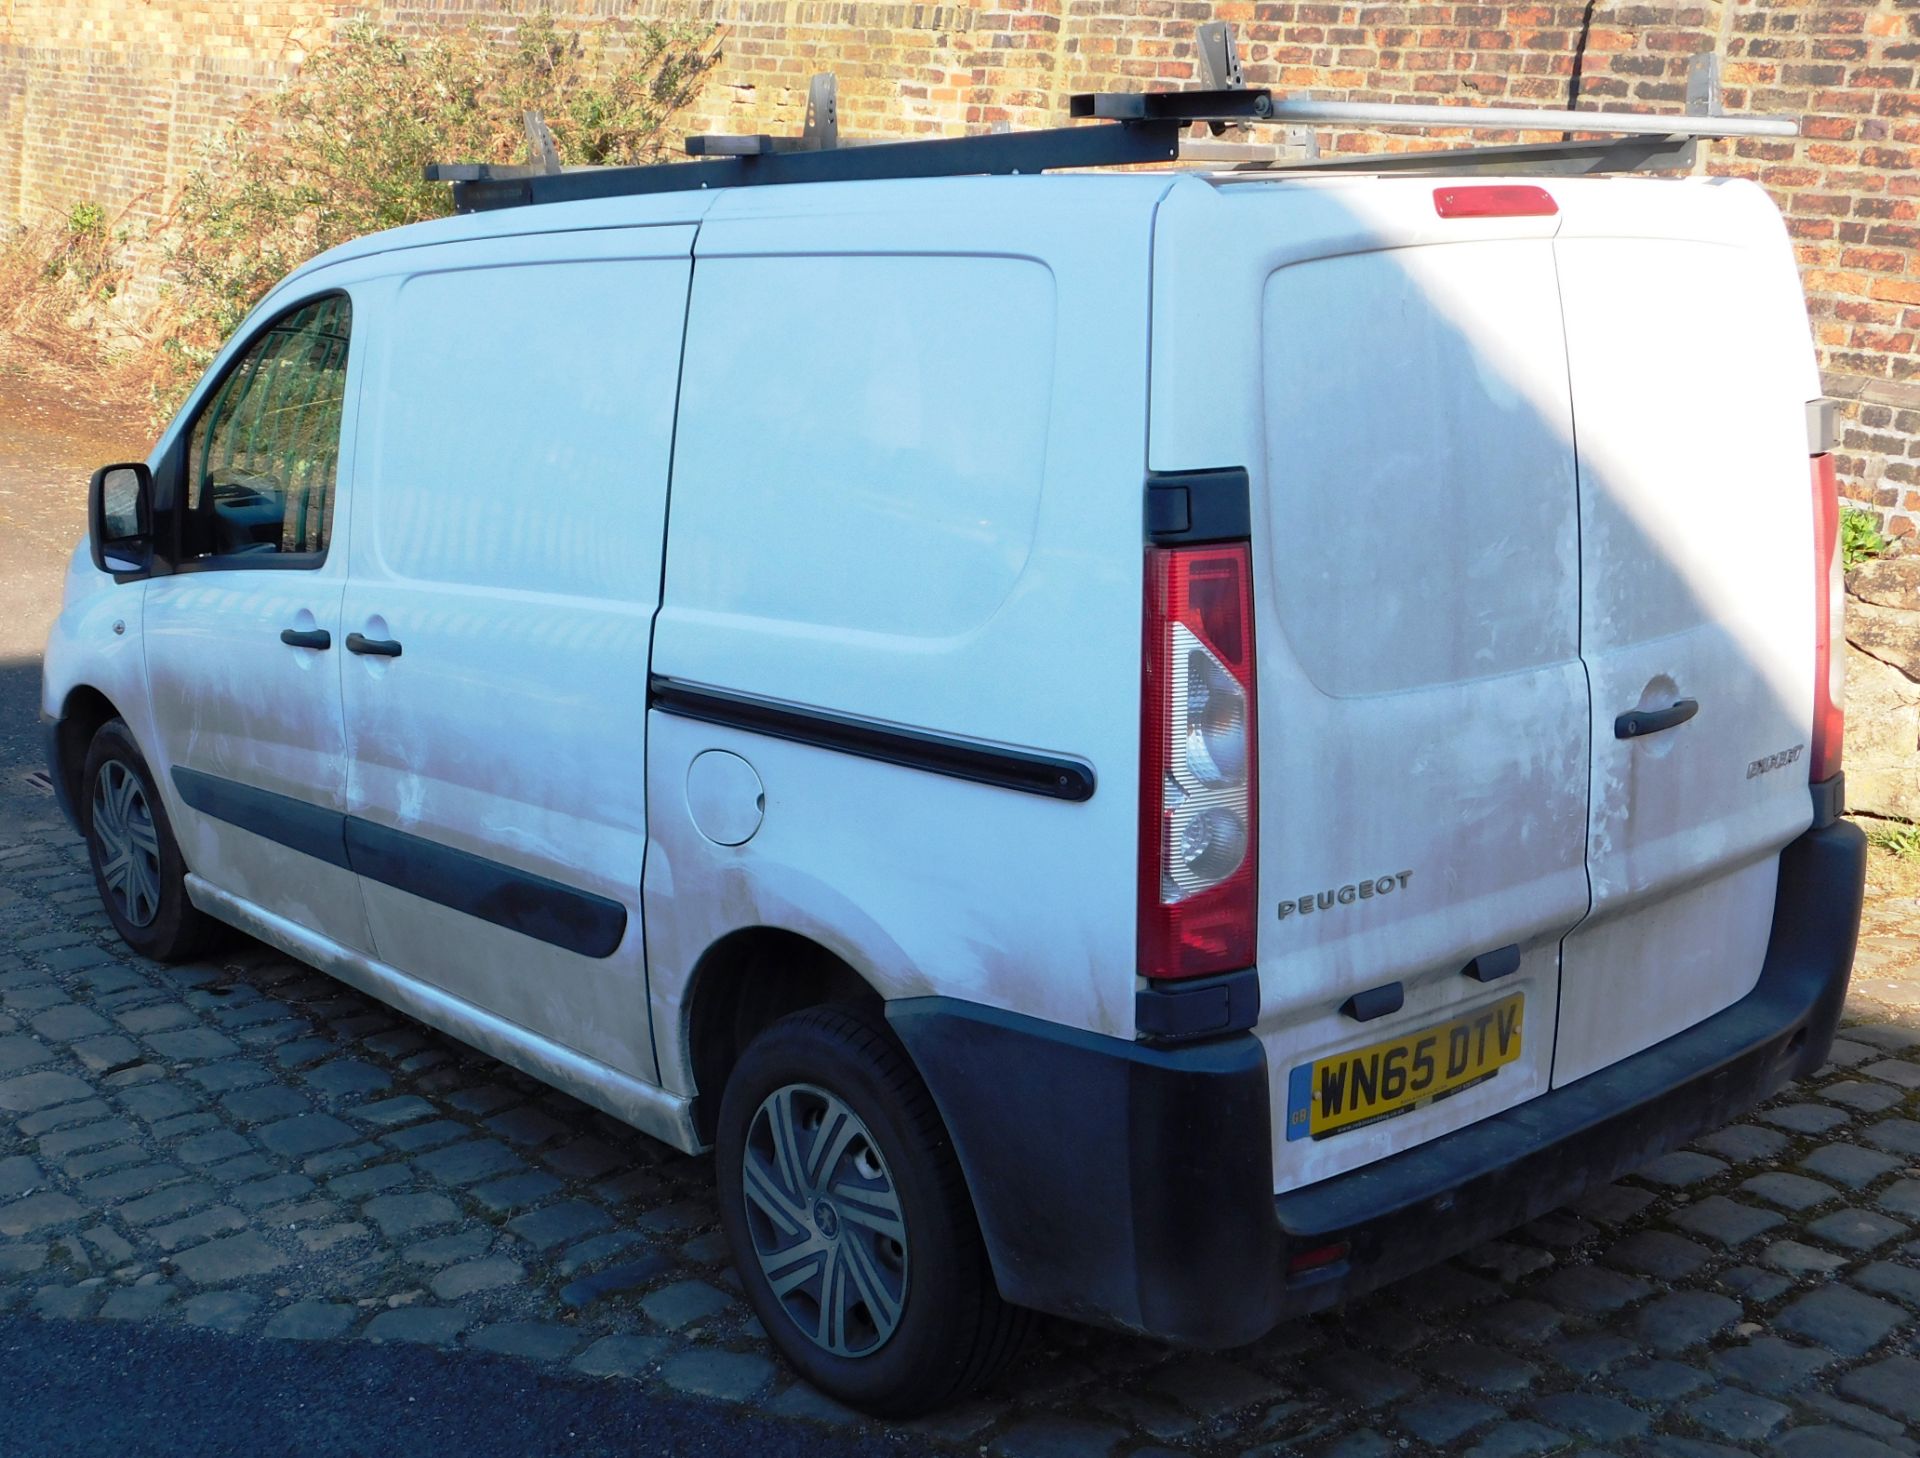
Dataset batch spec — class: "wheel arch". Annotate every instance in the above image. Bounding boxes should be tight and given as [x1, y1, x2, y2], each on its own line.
[684, 926, 883, 1144]
[50, 684, 125, 829]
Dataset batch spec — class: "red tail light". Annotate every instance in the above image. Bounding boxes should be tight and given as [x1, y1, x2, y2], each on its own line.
[1139, 543, 1258, 980]
[1810, 452, 1845, 783]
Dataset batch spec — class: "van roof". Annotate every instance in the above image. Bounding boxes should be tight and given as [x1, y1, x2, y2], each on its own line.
[269, 171, 1184, 299]
[272, 161, 1770, 309]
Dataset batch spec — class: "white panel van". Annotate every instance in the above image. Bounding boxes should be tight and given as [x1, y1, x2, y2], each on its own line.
[42, 101, 1865, 1415]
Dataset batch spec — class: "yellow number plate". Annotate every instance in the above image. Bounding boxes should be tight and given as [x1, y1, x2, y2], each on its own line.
[1286, 993, 1524, 1142]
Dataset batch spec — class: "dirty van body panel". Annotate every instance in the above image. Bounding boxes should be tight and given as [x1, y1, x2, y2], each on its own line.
[1150, 176, 1590, 1192]
[645, 179, 1165, 1097]
[903, 818, 1860, 1345]
[338, 227, 699, 1085]
[1553, 180, 1821, 1086]
[142, 284, 374, 956]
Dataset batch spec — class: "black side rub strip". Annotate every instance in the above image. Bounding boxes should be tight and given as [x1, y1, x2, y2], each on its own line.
[172, 768, 351, 870]
[343, 819, 626, 959]
[168, 769, 626, 958]
[649, 677, 1096, 803]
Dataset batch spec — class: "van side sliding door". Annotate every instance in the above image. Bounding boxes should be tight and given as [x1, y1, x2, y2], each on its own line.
[339, 228, 696, 1084]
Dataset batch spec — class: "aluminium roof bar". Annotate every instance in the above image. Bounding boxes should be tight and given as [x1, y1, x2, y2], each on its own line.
[1069, 88, 1799, 140]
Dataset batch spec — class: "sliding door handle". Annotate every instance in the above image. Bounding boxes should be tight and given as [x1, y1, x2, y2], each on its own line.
[345, 632, 403, 658]
[279, 627, 332, 651]
[1615, 698, 1698, 740]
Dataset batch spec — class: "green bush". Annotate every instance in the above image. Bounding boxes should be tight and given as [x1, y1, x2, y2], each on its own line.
[1842, 504, 1890, 569]
[156, 11, 713, 421]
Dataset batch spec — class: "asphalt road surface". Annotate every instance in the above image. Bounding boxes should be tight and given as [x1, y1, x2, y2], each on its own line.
[0, 1314, 921, 1458]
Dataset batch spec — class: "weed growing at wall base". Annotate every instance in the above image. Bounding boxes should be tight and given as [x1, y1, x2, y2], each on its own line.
[1866, 818, 1920, 861]
[1843, 504, 1891, 569]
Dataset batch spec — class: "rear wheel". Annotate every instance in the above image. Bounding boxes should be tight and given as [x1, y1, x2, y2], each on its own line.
[716, 1004, 1030, 1417]
[82, 719, 220, 962]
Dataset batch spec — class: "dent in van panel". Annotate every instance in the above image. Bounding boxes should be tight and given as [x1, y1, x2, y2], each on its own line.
[668, 255, 1056, 640]
[1259, 241, 1579, 698]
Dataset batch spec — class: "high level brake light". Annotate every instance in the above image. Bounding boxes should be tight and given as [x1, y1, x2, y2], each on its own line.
[1139, 543, 1258, 981]
[1432, 184, 1558, 219]
[1810, 451, 1845, 784]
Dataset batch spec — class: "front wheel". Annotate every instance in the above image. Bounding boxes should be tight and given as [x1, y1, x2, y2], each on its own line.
[81, 719, 220, 962]
[716, 1004, 1030, 1417]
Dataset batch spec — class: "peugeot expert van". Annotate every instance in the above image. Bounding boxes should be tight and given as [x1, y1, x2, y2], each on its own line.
[42, 114, 1866, 1415]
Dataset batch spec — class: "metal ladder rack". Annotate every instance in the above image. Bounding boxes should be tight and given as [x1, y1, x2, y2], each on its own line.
[426, 26, 1797, 215]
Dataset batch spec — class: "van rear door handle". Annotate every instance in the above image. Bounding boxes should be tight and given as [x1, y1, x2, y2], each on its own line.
[1615, 698, 1699, 739]
[279, 627, 332, 651]
[345, 632, 403, 658]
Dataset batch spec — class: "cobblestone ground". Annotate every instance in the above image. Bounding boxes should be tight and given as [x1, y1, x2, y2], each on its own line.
[4, 767, 1920, 1457]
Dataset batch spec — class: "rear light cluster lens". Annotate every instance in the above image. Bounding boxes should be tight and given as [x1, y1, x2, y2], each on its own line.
[1139, 543, 1258, 980]
[1432, 184, 1558, 219]
[1810, 452, 1845, 783]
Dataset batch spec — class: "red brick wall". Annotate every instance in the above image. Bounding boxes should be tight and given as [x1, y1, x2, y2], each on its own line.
[3, 0, 1916, 526]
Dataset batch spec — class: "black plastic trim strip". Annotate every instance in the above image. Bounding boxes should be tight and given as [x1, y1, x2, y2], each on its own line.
[1463, 944, 1522, 984]
[167, 769, 626, 958]
[1136, 966, 1259, 1043]
[1811, 771, 1844, 830]
[343, 819, 626, 959]
[649, 678, 1096, 803]
[1339, 982, 1404, 1023]
[172, 768, 351, 870]
[1146, 468, 1252, 545]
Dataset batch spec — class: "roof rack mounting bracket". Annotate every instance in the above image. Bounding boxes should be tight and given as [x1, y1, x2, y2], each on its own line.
[1687, 52, 1723, 118]
[1194, 21, 1247, 136]
[686, 72, 842, 159]
[1195, 22, 1246, 93]
[523, 112, 562, 176]
[803, 73, 839, 151]
[1181, 23, 1319, 163]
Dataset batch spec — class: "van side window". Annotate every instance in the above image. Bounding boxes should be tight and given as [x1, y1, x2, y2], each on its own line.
[182, 294, 351, 563]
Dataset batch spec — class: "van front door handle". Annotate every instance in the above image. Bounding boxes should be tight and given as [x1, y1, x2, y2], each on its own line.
[279, 627, 332, 651]
[345, 632, 403, 659]
[1615, 698, 1699, 740]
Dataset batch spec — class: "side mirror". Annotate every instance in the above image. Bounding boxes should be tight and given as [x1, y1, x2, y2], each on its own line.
[89, 463, 153, 576]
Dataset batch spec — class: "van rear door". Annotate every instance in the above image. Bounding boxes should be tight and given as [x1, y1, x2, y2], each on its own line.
[1150, 176, 1593, 1192]
[1551, 180, 1822, 1085]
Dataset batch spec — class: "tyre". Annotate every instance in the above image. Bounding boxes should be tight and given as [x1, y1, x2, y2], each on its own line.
[716, 1004, 1031, 1417]
[81, 719, 220, 962]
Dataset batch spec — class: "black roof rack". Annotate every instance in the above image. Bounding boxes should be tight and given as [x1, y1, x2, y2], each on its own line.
[425, 28, 1797, 215]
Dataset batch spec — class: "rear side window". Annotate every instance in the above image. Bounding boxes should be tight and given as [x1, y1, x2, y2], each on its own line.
[184, 294, 351, 563]
[668, 254, 1056, 638]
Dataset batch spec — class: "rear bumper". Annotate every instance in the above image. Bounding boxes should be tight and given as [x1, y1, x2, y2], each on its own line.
[888, 816, 1866, 1347]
